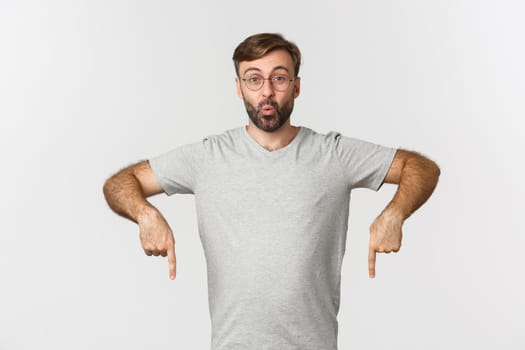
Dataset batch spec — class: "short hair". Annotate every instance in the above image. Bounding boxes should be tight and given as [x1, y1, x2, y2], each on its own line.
[232, 33, 302, 78]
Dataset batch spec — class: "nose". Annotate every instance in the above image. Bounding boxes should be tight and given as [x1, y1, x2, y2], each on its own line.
[261, 79, 275, 98]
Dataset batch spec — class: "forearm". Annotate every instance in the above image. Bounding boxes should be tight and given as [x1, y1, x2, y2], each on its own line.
[384, 152, 440, 220]
[103, 162, 155, 223]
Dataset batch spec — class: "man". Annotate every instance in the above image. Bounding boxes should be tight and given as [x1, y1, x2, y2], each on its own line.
[103, 33, 440, 350]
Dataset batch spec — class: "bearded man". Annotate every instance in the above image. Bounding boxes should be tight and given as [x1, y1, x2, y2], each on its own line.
[103, 33, 440, 350]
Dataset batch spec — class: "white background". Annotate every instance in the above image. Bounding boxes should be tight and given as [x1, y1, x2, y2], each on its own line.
[1, 1, 524, 349]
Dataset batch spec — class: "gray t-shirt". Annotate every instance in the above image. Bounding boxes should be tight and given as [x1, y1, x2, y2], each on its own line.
[150, 126, 396, 350]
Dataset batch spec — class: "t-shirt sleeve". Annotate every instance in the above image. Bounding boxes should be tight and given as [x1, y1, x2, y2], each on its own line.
[331, 132, 397, 191]
[149, 140, 207, 195]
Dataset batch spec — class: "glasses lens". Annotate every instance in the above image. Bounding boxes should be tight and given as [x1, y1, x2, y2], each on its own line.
[243, 75, 293, 91]
[272, 75, 290, 91]
[244, 75, 263, 91]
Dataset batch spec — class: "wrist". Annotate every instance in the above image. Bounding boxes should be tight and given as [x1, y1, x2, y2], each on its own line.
[382, 206, 406, 222]
[136, 203, 158, 224]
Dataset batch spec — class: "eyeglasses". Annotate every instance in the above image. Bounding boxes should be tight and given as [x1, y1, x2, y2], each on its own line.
[241, 74, 295, 91]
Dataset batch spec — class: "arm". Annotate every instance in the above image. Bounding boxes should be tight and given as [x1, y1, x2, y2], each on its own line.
[103, 160, 177, 280]
[368, 149, 440, 278]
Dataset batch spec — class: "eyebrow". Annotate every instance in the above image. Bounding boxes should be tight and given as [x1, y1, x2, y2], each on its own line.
[242, 65, 290, 76]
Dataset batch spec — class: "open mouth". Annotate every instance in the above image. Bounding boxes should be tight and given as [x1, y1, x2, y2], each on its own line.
[261, 104, 275, 115]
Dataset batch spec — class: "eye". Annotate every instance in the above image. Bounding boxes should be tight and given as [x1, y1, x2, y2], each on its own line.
[272, 75, 288, 82]
[246, 75, 262, 84]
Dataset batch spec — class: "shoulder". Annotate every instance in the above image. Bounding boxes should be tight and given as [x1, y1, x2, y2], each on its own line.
[200, 127, 242, 147]
[162, 127, 242, 155]
[301, 126, 396, 162]
[299, 126, 363, 148]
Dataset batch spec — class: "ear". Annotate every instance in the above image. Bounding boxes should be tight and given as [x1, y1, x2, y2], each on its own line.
[235, 77, 243, 99]
[293, 76, 301, 98]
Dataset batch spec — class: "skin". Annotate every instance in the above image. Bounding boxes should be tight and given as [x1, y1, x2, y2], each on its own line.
[103, 161, 174, 277]
[103, 49, 440, 280]
[235, 50, 301, 151]
[370, 149, 440, 278]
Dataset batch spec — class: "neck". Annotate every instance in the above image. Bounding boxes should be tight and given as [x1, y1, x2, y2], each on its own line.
[245, 121, 300, 152]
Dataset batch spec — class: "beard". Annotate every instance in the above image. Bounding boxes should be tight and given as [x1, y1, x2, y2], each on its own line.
[243, 96, 295, 133]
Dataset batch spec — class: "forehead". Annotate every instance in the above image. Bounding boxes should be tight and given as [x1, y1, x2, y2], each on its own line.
[238, 49, 294, 76]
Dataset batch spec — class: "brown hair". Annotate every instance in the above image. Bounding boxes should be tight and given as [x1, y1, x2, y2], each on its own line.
[232, 33, 302, 77]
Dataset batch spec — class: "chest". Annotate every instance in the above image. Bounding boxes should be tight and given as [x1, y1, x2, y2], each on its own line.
[196, 155, 348, 222]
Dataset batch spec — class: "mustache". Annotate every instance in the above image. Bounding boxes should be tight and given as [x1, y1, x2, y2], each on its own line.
[258, 99, 279, 110]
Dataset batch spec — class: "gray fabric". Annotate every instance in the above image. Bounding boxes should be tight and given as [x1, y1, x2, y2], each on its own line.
[150, 126, 397, 350]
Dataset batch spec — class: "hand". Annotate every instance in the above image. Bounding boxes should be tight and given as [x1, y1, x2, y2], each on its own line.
[138, 208, 177, 280]
[368, 209, 403, 278]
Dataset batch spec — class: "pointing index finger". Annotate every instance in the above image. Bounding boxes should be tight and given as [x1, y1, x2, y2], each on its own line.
[368, 245, 376, 279]
[167, 244, 177, 280]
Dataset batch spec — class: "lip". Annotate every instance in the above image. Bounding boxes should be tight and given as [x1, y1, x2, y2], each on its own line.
[261, 105, 275, 112]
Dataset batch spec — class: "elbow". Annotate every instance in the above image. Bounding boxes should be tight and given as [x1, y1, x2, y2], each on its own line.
[407, 152, 441, 186]
[103, 173, 122, 203]
[432, 160, 441, 178]
[428, 160, 441, 188]
[102, 176, 114, 202]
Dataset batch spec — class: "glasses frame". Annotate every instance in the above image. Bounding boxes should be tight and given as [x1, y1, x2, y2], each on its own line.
[241, 74, 295, 92]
